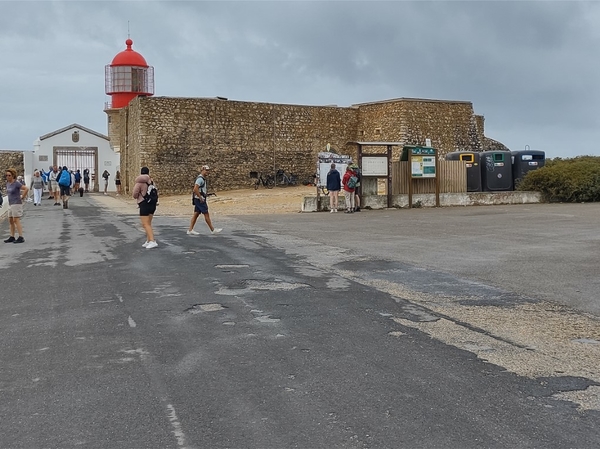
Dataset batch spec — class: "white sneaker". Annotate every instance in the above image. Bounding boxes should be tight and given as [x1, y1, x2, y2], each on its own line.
[187, 229, 200, 235]
[330, 209, 334, 213]
[142, 241, 149, 247]
[145, 241, 158, 249]
[211, 228, 222, 234]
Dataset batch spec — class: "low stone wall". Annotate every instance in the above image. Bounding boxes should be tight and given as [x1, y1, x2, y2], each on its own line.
[302, 191, 542, 212]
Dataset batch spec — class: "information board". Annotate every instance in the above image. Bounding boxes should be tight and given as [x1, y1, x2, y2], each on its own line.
[361, 157, 388, 176]
[411, 155, 436, 178]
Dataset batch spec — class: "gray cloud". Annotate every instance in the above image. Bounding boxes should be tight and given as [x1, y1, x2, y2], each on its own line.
[1, 1, 599, 157]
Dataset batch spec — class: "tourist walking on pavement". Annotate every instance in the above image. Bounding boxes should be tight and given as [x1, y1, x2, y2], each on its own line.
[326, 163, 341, 213]
[102, 170, 110, 195]
[342, 166, 356, 213]
[49, 165, 60, 206]
[57, 166, 73, 209]
[29, 170, 45, 206]
[4, 168, 29, 244]
[187, 165, 222, 235]
[74, 169, 81, 193]
[132, 166, 158, 249]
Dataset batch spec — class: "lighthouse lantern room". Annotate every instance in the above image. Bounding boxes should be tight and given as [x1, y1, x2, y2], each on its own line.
[105, 38, 154, 109]
[104, 38, 154, 152]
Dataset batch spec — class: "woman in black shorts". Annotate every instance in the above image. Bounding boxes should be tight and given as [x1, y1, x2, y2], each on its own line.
[132, 167, 157, 249]
[115, 170, 122, 196]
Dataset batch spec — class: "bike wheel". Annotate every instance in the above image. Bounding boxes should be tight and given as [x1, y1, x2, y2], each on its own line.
[267, 178, 275, 189]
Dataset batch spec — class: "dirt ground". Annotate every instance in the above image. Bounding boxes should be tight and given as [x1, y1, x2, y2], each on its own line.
[115, 184, 317, 216]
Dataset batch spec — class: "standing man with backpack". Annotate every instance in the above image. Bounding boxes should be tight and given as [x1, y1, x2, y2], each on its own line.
[58, 166, 73, 209]
[342, 166, 356, 213]
[187, 165, 222, 235]
[349, 162, 361, 212]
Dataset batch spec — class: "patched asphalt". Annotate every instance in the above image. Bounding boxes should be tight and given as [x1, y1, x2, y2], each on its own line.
[1, 195, 599, 448]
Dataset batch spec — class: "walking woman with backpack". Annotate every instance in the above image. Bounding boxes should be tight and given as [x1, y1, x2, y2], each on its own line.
[132, 166, 158, 249]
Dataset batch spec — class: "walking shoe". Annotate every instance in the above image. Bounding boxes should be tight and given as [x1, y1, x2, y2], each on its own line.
[334, 209, 338, 212]
[13, 236, 24, 244]
[54, 202, 60, 206]
[142, 241, 149, 247]
[4, 236, 15, 243]
[187, 229, 200, 235]
[211, 228, 222, 234]
[355, 207, 361, 212]
[330, 209, 334, 213]
[145, 241, 158, 249]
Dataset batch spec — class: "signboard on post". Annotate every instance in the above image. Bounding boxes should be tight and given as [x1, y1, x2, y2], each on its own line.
[411, 155, 436, 178]
[405, 146, 440, 207]
[362, 156, 388, 176]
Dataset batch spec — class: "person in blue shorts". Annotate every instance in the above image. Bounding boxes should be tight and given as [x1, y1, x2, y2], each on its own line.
[187, 165, 222, 235]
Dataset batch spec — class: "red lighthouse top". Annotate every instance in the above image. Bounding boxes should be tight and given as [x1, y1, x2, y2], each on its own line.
[105, 38, 154, 109]
[111, 39, 149, 67]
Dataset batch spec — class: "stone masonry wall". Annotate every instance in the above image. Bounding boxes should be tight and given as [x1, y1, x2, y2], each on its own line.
[116, 96, 501, 195]
[121, 97, 358, 193]
[0, 151, 25, 177]
[356, 99, 482, 160]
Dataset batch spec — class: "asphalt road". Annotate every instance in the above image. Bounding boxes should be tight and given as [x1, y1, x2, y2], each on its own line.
[1, 195, 599, 449]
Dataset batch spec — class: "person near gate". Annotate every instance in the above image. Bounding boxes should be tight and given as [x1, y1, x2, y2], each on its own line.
[49, 165, 60, 206]
[102, 170, 110, 195]
[29, 170, 45, 206]
[83, 168, 90, 192]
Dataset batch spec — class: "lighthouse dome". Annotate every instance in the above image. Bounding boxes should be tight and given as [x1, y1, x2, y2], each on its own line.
[111, 39, 148, 67]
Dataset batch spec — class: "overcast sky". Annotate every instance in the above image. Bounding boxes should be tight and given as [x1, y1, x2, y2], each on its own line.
[1, 0, 598, 158]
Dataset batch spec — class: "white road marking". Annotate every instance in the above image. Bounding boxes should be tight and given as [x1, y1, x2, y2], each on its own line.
[166, 403, 188, 448]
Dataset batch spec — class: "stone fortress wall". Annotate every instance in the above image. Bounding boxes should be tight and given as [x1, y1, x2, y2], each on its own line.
[0, 151, 25, 177]
[114, 96, 507, 195]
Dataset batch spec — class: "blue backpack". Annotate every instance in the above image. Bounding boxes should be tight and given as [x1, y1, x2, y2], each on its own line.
[58, 170, 71, 187]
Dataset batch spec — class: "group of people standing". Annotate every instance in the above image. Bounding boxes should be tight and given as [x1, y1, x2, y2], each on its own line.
[132, 164, 222, 250]
[326, 163, 361, 213]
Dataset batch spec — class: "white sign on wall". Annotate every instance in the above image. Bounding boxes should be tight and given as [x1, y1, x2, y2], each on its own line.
[361, 157, 388, 176]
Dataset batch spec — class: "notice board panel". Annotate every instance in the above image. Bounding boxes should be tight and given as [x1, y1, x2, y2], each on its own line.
[362, 156, 388, 176]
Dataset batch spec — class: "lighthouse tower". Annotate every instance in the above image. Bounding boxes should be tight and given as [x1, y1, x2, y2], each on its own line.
[104, 38, 154, 151]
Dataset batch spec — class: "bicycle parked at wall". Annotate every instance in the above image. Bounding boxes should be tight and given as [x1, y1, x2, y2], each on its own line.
[250, 171, 275, 189]
[275, 169, 298, 186]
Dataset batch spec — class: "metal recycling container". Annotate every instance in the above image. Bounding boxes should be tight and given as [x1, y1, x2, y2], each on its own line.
[480, 151, 513, 191]
[445, 151, 482, 192]
[511, 150, 545, 189]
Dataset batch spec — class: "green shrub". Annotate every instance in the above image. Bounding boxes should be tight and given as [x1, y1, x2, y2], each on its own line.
[517, 156, 600, 202]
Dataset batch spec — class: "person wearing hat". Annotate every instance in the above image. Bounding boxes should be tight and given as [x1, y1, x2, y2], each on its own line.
[187, 165, 222, 235]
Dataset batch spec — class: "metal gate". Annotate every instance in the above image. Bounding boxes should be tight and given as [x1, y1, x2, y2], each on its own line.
[54, 146, 98, 191]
